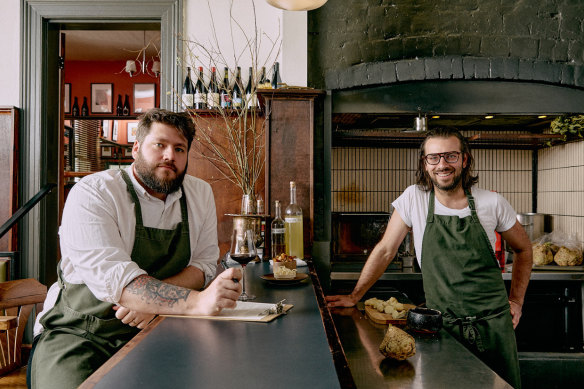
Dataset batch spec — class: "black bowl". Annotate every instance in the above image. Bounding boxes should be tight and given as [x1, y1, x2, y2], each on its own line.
[406, 307, 443, 333]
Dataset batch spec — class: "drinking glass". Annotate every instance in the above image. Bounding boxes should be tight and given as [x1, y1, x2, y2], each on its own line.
[229, 228, 257, 301]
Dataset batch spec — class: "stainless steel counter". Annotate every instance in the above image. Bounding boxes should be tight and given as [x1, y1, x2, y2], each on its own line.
[331, 269, 584, 281]
[331, 306, 513, 388]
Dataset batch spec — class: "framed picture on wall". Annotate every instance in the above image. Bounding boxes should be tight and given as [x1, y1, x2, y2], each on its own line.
[133, 83, 156, 114]
[101, 146, 113, 158]
[112, 121, 119, 141]
[102, 120, 111, 138]
[124, 148, 133, 158]
[127, 121, 138, 143]
[64, 83, 71, 114]
[91, 83, 113, 114]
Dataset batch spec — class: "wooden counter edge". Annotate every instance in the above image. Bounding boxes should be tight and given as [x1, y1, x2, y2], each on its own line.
[307, 260, 356, 389]
[79, 315, 165, 388]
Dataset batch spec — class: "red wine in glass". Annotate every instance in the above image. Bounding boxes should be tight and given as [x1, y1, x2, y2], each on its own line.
[230, 254, 255, 266]
[230, 229, 256, 301]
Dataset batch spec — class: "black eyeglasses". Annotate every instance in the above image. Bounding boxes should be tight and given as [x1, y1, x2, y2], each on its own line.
[423, 151, 461, 165]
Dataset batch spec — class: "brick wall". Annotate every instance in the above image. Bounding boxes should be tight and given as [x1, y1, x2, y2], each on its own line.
[308, 0, 584, 89]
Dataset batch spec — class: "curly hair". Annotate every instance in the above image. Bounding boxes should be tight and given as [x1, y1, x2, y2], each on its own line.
[135, 108, 195, 150]
[415, 126, 479, 191]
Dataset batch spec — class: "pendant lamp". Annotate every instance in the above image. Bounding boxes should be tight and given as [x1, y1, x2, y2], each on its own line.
[266, 0, 328, 11]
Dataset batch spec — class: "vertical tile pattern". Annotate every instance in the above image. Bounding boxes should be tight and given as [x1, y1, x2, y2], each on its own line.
[538, 142, 584, 244]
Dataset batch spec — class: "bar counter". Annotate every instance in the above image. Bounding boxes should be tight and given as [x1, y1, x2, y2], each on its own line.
[80, 261, 514, 389]
[80, 262, 341, 389]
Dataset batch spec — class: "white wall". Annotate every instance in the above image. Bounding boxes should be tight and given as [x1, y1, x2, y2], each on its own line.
[0, 0, 307, 106]
[0, 0, 21, 106]
[184, 0, 306, 86]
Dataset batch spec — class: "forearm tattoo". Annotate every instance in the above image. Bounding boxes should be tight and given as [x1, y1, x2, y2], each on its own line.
[126, 275, 191, 308]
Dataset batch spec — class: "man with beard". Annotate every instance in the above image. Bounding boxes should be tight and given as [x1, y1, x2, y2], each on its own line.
[326, 127, 532, 388]
[29, 109, 242, 389]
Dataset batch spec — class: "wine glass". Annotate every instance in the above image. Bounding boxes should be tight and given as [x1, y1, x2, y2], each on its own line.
[230, 228, 257, 301]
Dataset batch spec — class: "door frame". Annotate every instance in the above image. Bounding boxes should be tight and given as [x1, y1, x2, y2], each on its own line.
[20, 0, 183, 284]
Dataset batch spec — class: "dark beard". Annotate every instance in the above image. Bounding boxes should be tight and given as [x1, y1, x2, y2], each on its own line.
[430, 169, 463, 192]
[134, 154, 186, 195]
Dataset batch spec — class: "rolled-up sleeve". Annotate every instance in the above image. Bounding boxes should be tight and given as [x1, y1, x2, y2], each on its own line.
[59, 174, 147, 304]
[185, 179, 220, 286]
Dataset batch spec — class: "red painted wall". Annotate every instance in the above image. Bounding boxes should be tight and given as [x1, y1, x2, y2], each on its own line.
[65, 60, 160, 116]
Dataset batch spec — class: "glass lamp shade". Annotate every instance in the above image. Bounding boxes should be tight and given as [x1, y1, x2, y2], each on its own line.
[125, 60, 138, 75]
[266, 0, 328, 11]
[151, 60, 161, 75]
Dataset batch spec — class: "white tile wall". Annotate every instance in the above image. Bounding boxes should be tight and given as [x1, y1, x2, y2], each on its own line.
[331, 140, 584, 242]
[538, 141, 584, 243]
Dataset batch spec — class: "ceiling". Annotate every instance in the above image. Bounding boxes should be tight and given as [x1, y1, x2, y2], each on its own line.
[64, 30, 161, 61]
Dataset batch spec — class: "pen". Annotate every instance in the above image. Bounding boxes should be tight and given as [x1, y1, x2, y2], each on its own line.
[221, 257, 239, 283]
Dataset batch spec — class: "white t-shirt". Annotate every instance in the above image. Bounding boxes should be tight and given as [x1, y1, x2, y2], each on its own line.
[392, 185, 517, 266]
[34, 166, 219, 335]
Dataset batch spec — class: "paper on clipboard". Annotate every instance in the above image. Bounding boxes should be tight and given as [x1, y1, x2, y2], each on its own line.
[163, 301, 293, 322]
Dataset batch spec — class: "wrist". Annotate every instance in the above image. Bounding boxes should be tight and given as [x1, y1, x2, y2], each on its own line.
[509, 298, 523, 308]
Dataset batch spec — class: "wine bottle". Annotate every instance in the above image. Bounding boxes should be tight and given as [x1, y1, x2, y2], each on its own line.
[232, 67, 243, 109]
[220, 67, 231, 109]
[271, 200, 286, 259]
[271, 62, 281, 89]
[245, 67, 258, 109]
[116, 94, 123, 116]
[72, 97, 80, 116]
[258, 66, 269, 89]
[182, 67, 195, 110]
[123, 94, 130, 116]
[81, 96, 89, 116]
[194, 67, 207, 109]
[207, 67, 220, 109]
[284, 181, 304, 259]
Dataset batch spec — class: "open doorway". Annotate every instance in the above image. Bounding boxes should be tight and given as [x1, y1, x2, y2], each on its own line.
[20, 0, 182, 285]
[61, 28, 161, 202]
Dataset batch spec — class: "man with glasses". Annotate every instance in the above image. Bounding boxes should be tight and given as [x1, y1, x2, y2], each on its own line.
[327, 127, 532, 388]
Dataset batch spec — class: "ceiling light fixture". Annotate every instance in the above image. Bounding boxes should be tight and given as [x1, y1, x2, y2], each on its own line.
[124, 31, 160, 78]
[484, 115, 494, 119]
[538, 115, 548, 119]
[413, 107, 428, 132]
[266, 0, 328, 11]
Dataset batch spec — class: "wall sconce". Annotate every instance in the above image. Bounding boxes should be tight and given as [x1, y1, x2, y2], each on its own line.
[266, 0, 328, 11]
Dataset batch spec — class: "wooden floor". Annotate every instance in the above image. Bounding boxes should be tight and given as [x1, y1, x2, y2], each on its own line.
[0, 366, 27, 388]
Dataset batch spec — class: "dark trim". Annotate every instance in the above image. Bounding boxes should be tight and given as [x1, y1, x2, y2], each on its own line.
[20, 0, 183, 282]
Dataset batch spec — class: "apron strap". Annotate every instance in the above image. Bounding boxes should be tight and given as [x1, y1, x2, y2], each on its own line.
[465, 189, 480, 223]
[120, 169, 144, 227]
[443, 306, 508, 352]
[426, 190, 436, 223]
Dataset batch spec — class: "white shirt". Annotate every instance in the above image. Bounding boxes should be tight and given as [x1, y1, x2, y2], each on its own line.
[34, 166, 219, 335]
[392, 185, 517, 266]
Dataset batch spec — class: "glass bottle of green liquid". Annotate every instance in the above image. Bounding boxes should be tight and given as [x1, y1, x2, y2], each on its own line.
[285, 181, 303, 259]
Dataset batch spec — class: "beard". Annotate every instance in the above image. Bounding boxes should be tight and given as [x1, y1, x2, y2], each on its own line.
[134, 151, 186, 195]
[429, 167, 463, 192]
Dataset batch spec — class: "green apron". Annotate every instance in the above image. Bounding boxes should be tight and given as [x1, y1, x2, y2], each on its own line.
[30, 170, 191, 389]
[421, 190, 521, 388]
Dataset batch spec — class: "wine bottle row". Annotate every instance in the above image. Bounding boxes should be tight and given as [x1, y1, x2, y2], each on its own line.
[181, 62, 282, 111]
[70, 94, 131, 117]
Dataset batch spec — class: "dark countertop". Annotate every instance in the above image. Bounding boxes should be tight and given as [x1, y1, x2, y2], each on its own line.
[331, 305, 513, 388]
[81, 262, 341, 389]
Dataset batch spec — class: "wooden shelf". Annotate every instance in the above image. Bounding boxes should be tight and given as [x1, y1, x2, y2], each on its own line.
[65, 115, 138, 120]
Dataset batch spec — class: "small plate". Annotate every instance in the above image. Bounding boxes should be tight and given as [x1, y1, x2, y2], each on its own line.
[260, 273, 309, 285]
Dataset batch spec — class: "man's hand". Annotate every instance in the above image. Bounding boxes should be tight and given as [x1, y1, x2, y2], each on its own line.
[191, 267, 243, 316]
[326, 294, 357, 308]
[509, 300, 522, 329]
[113, 305, 156, 329]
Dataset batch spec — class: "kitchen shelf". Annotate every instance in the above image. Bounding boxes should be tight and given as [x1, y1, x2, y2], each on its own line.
[332, 129, 571, 149]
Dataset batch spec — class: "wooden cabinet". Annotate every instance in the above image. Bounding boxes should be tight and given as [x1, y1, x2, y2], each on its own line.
[187, 89, 325, 259]
[0, 107, 19, 254]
